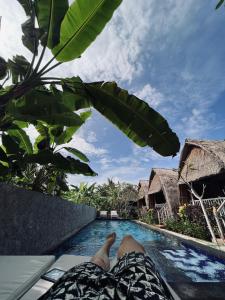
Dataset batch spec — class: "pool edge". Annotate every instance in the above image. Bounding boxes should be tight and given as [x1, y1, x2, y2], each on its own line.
[134, 220, 225, 260]
[43, 219, 96, 255]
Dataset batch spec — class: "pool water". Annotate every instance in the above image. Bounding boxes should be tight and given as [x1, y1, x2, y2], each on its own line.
[54, 220, 225, 282]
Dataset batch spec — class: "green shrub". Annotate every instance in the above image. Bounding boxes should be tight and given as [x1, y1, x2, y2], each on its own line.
[140, 209, 156, 224]
[165, 217, 211, 241]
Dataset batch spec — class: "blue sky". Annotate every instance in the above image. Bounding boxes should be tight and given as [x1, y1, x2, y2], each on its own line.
[1, 0, 225, 185]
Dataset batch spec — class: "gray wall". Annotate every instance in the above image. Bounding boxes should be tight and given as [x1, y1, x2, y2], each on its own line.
[0, 183, 96, 255]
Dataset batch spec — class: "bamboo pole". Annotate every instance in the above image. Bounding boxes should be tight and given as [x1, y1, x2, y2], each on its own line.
[213, 207, 224, 241]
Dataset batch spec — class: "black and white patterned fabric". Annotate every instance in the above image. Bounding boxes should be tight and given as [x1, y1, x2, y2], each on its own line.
[39, 252, 172, 300]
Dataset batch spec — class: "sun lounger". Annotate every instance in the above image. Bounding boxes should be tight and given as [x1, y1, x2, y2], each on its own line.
[99, 210, 108, 218]
[0, 255, 55, 300]
[21, 255, 90, 299]
[110, 210, 118, 219]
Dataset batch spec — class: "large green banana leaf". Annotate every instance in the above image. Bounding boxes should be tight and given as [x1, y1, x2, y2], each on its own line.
[54, 111, 91, 145]
[84, 82, 180, 157]
[2, 134, 21, 155]
[24, 150, 96, 176]
[35, 0, 69, 48]
[64, 147, 89, 162]
[55, 127, 77, 145]
[52, 0, 122, 61]
[8, 55, 31, 84]
[7, 90, 84, 127]
[0, 146, 9, 163]
[7, 128, 33, 154]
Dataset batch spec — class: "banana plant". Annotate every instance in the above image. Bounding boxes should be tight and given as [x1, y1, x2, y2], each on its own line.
[0, 114, 96, 185]
[0, 0, 180, 178]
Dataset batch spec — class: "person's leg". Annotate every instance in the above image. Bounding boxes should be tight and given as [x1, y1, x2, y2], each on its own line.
[114, 236, 170, 299]
[117, 234, 145, 258]
[91, 232, 116, 271]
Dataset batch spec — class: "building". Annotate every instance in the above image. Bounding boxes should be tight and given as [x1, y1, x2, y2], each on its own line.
[137, 180, 150, 210]
[148, 168, 180, 218]
[178, 139, 225, 204]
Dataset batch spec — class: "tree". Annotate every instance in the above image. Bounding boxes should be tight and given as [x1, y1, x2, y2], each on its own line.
[0, 117, 96, 190]
[63, 179, 138, 217]
[63, 183, 98, 207]
[0, 0, 180, 181]
[8, 163, 69, 195]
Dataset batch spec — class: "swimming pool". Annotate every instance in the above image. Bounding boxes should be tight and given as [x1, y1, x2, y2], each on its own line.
[54, 220, 225, 283]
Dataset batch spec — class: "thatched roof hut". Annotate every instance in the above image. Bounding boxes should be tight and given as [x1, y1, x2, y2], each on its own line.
[178, 139, 225, 203]
[137, 180, 150, 208]
[138, 180, 149, 199]
[148, 168, 179, 215]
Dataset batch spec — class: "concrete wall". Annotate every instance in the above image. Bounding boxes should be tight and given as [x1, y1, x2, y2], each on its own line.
[0, 183, 96, 255]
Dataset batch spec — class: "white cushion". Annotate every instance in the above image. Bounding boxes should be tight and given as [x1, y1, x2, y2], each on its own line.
[0, 256, 55, 300]
[21, 255, 90, 300]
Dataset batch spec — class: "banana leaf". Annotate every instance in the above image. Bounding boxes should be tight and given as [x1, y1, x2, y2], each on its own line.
[35, 0, 69, 48]
[64, 147, 89, 162]
[52, 0, 122, 61]
[25, 150, 96, 176]
[7, 127, 33, 154]
[85, 81, 180, 156]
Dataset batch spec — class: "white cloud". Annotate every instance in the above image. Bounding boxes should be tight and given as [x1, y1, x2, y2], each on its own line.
[135, 84, 165, 108]
[64, 135, 107, 157]
[24, 123, 107, 158]
[182, 107, 215, 138]
[0, 0, 156, 84]
[0, 1, 31, 60]
[65, 0, 152, 83]
[86, 131, 97, 143]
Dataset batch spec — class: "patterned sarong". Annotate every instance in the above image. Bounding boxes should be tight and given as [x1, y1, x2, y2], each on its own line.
[39, 252, 172, 299]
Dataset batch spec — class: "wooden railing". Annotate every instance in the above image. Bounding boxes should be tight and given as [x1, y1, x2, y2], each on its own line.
[192, 197, 225, 243]
[157, 203, 171, 224]
[192, 197, 225, 216]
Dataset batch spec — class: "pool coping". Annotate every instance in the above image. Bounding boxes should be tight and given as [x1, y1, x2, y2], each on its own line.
[134, 220, 225, 260]
[43, 219, 96, 255]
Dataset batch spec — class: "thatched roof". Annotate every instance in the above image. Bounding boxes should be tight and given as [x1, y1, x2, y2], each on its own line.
[178, 139, 225, 183]
[137, 180, 149, 199]
[149, 168, 179, 214]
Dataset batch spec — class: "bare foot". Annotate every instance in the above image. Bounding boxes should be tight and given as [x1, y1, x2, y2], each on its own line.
[117, 235, 145, 258]
[91, 232, 116, 271]
[105, 232, 116, 253]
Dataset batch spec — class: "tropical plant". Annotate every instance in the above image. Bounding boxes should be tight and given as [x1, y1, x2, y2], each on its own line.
[63, 182, 97, 206]
[164, 204, 221, 241]
[7, 163, 69, 195]
[63, 179, 138, 217]
[140, 209, 155, 224]
[0, 0, 180, 181]
[165, 218, 210, 241]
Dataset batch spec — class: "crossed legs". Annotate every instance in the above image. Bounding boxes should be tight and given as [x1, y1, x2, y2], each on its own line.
[91, 233, 145, 271]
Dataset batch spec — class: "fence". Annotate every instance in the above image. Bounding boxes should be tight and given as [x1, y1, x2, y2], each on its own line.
[157, 203, 171, 224]
[158, 197, 225, 225]
[192, 197, 225, 216]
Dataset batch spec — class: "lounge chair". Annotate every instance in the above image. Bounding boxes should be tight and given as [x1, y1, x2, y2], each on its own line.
[0, 255, 55, 300]
[21, 255, 90, 299]
[99, 211, 108, 219]
[110, 210, 118, 219]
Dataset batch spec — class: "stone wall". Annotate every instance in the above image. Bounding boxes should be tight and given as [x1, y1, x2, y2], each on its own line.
[0, 183, 96, 255]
